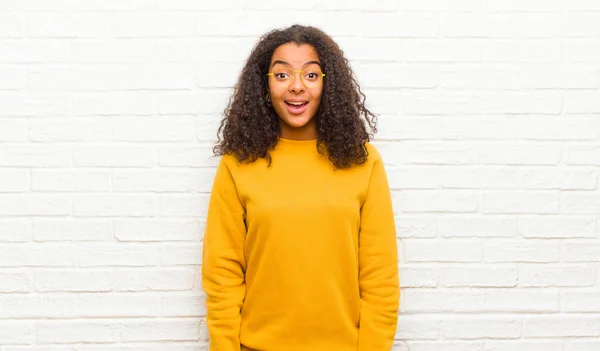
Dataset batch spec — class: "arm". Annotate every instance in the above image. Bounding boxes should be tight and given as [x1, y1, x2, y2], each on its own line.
[357, 153, 400, 351]
[202, 157, 246, 351]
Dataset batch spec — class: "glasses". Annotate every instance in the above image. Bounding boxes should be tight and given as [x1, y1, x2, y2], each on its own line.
[266, 67, 325, 88]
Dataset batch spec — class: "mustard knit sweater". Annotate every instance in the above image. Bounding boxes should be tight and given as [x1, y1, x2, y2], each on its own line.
[202, 138, 400, 351]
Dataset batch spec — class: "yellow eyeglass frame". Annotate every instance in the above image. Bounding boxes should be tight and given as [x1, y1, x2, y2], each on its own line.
[266, 68, 326, 87]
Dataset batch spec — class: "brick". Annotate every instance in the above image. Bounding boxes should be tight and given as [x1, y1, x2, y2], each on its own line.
[566, 144, 600, 165]
[439, 316, 521, 338]
[523, 315, 600, 337]
[73, 146, 155, 167]
[441, 14, 560, 38]
[560, 192, 600, 214]
[161, 294, 205, 317]
[0, 271, 30, 292]
[77, 244, 159, 267]
[481, 191, 559, 214]
[394, 315, 440, 340]
[110, 68, 194, 90]
[111, 14, 194, 37]
[28, 14, 109, 38]
[408, 342, 484, 351]
[158, 146, 217, 167]
[0, 169, 29, 191]
[565, 0, 600, 11]
[562, 292, 600, 312]
[438, 216, 517, 238]
[28, 69, 110, 91]
[401, 142, 479, 165]
[72, 40, 154, 63]
[0, 195, 71, 216]
[34, 219, 113, 242]
[0, 295, 73, 318]
[403, 239, 482, 262]
[37, 115, 114, 148]
[519, 216, 596, 238]
[360, 13, 438, 38]
[564, 91, 600, 113]
[0, 67, 26, 89]
[483, 0, 561, 12]
[156, 0, 241, 10]
[567, 341, 600, 351]
[32, 170, 110, 192]
[564, 40, 600, 62]
[73, 195, 158, 217]
[120, 319, 201, 342]
[73, 294, 161, 317]
[519, 264, 595, 287]
[564, 13, 600, 37]
[396, 190, 479, 213]
[0, 321, 34, 344]
[36, 320, 119, 343]
[0, 244, 75, 267]
[440, 167, 519, 189]
[0, 119, 27, 141]
[115, 219, 201, 242]
[72, 92, 157, 115]
[486, 341, 563, 351]
[34, 270, 112, 292]
[403, 289, 558, 312]
[320, 0, 398, 11]
[160, 244, 203, 266]
[17, 0, 153, 11]
[0, 146, 71, 167]
[112, 116, 196, 142]
[484, 240, 559, 262]
[0, 219, 30, 242]
[0, 40, 70, 63]
[158, 91, 230, 115]
[355, 64, 437, 89]
[115, 268, 196, 291]
[0, 96, 69, 117]
[440, 266, 517, 287]
[521, 115, 598, 140]
[395, 266, 438, 288]
[563, 242, 600, 262]
[159, 194, 209, 217]
[0, 16, 21, 37]
[480, 144, 561, 165]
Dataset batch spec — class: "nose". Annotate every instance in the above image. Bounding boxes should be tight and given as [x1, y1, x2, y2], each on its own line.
[288, 72, 305, 93]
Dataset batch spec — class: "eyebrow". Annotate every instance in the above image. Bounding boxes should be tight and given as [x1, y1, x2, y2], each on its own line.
[270, 60, 322, 68]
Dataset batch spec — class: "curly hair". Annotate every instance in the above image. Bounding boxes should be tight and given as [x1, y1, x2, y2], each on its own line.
[213, 24, 378, 169]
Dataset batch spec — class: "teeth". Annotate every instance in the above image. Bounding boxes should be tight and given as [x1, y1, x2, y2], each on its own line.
[288, 101, 306, 106]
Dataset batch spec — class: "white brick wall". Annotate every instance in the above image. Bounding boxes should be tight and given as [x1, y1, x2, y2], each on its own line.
[0, 0, 599, 350]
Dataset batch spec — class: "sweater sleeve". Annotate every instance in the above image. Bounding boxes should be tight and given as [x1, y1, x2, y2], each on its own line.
[357, 152, 400, 351]
[202, 157, 246, 351]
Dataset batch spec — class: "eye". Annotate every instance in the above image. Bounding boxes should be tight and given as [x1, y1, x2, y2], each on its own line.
[304, 71, 320, 81]
[274, 71, 291, 80]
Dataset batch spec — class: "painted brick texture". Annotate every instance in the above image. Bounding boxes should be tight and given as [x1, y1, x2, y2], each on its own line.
[0, 0, 599, 350]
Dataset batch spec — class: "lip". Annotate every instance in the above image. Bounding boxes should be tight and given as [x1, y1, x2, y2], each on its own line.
[284, 100, 309, 115]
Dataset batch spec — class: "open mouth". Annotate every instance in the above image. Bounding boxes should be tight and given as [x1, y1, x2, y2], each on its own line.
[284, 100, 309, 115]
[285, 101, 308, 107]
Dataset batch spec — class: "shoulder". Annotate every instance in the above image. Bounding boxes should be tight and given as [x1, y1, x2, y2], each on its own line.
[364, 141, 383, 164]
[217, 152, 266, 175]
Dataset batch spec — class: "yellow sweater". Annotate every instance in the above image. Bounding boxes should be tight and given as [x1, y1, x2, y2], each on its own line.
[202, 138, 400, 351]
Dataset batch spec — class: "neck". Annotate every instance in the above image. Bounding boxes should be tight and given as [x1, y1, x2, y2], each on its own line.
[279, 120, 317, 140]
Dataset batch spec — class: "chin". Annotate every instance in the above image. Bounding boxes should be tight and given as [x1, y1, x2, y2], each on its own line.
[283, 115, 314, 128]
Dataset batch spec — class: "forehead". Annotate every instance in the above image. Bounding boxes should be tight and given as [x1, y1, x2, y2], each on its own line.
[270, 43, 320, 66]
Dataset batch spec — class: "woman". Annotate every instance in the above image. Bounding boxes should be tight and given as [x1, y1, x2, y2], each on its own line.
[202, 24, 399, 351]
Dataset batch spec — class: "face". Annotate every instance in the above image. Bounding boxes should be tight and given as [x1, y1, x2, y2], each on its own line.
[268, 43, 324, 140]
